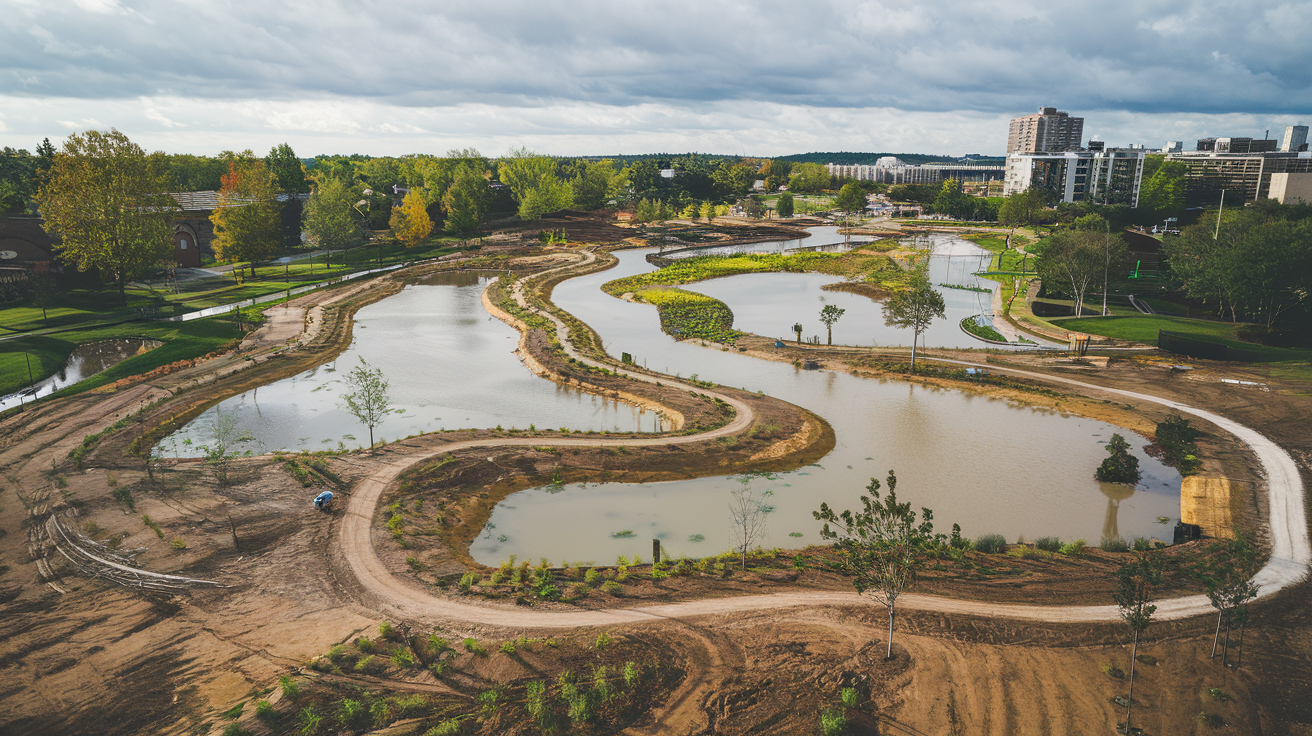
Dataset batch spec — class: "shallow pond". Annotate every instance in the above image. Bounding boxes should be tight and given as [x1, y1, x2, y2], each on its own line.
[472, 238, 1179, 565]
[0, 338, 161, 412]
[161, 271, 662, 457]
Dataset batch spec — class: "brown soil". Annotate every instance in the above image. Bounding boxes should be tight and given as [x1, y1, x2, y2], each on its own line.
[1, 221, 1309, 734]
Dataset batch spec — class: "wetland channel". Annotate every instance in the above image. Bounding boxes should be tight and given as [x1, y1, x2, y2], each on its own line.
[165, 229, 1180, 565]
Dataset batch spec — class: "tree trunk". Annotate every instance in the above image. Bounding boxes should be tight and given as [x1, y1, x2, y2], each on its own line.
[1211, 609, 1223, 658]
[118, 276, 128, 308]
[1222, 617, 1232, 667]
[1236, 621, 1245, 668]
[741, 545, 747, 570]
[1127, 630, 1139, 732]
[368, 425, 375, 450]
[827, 327, 832, 345]
[910, 331, 919, 372]
[886, 601, 896, 660]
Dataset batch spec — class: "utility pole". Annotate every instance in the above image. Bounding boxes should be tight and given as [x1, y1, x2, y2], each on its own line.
[1214, 189, 1226, 240]
[1102, 220, 1111, 316]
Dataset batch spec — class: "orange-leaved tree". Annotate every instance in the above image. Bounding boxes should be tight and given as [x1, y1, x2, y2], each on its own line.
[389, 188, 433, 247]
[210, 159, 280, 278]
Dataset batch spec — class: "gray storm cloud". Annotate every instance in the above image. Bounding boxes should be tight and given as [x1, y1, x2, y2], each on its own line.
[1, 0, 1309, 154]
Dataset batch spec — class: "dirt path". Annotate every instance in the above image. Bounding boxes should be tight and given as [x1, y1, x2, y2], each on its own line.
[336, 251, 1309, 629]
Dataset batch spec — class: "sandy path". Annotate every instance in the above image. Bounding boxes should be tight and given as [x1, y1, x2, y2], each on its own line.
[333, 252, 1308, 628]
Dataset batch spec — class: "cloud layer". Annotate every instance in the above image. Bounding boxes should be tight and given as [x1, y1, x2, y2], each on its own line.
[2, 0, 1309, 155]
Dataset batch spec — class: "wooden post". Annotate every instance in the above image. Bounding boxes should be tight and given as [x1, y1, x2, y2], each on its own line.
[652, 539, 661, 564]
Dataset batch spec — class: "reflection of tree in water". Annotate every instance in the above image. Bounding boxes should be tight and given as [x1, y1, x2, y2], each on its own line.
[1100, 481, 1137, 543]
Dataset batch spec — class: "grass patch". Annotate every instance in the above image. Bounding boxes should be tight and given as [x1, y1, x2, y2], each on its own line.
[633, 288, 743, 344]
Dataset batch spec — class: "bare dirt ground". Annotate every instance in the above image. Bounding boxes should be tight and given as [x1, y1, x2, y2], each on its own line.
[0, 234, 1309, 735]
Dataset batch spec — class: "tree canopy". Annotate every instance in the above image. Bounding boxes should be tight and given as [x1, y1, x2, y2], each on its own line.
[1162, 206, 1312, 328]
[210, 159, 281, 277]
[814, 470, 941, 659]
[390, 188, 434, 246]
[882, 260, 946, 370]
[37, 129, 177, 304]
[303, 176, 361, 260]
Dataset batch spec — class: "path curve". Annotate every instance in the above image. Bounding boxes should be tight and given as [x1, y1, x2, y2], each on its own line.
[339, 251, 1309, 629]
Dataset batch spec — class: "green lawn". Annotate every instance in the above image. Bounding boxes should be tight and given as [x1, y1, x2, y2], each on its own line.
[1, 235, 468, 396]
[1051, 315, 1240, 344]
[1, 312, 251, 396]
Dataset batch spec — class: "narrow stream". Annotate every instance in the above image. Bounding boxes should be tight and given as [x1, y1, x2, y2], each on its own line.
[472, 234, 1179, 565]
[0, 338, 161, 413]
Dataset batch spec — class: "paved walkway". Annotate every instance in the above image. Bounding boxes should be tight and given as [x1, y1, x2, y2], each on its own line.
[334, 251, 1309, 629]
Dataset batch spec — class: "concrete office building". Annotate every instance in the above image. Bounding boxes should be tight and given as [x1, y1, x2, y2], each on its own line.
[1282, 125, 1309, 152]
[1004, 149, 1145, 206]
[1166, 150, 1312, 207]
[1007, 107, 1084, 154]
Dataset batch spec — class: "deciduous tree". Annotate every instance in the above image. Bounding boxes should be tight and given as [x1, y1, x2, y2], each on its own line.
[211, 160, 281, 278]
[819, 303, 845, 345]
[814, 470, 940, 659]
[776, 192, 794, 218]
[1034, 230, 1106, 317]
[1114, 550, 1167, 734]
[390, 188, 433, 246]
[37, 129, 177, 305]
[882, 261, 945, 371]
[442, 166, 490, 234]
[342, 357, 393, 450]
[303, 176, 360, 268]
[728, 473, 775, 569]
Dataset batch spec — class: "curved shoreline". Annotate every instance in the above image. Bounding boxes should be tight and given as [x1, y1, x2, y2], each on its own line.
[338, 249, 1310, 628]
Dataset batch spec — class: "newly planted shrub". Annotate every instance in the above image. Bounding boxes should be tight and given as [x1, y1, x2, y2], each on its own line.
[819, 707, 848, 736]
[1035, 536, 1061, 552]
[463, 637, 487, 656]
[840, 687, 858, 708]
[974, 534, 1007, 554]
[1059, 539, 1087, 556]
[255, 700, 276, 721]
[594, 632, 613, 650]
[1100, 537, 1130, 552]
[279, 675, 301, 701]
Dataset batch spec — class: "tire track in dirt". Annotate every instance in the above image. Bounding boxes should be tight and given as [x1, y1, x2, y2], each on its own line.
[337, 251, 1308, 630]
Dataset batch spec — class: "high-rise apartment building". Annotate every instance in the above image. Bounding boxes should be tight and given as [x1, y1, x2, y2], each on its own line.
[1004, 149, 1145, 206]
[1282, 125, 1309, 152]
[1006, 107, 1084, 154]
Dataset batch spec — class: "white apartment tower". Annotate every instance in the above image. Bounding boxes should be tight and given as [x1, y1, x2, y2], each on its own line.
[1007, 107, 1085, 154]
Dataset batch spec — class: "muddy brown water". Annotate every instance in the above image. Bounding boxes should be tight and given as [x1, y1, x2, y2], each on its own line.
[0, 338, 161, 412]
[160, 271, 664, 456]
[471, 236, 1179, 565]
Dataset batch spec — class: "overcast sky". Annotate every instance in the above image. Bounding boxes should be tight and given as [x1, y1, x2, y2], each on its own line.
[2, 0, 1309, 158]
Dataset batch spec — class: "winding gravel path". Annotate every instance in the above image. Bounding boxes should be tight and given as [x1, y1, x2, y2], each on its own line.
[339, 251, 1309, 629]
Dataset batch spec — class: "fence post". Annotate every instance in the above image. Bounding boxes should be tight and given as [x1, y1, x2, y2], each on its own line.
[652, 539, 661, 564]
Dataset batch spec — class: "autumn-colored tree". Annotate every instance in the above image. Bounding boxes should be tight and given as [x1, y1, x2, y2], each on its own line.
[210, 160, 280, 277]
[37, 129, 177, 305]
[390, 188, 434, 246]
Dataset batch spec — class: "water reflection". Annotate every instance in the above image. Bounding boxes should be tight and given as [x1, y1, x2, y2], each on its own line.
[0, 338, 160, 412]
[161, 273, 662, 456]
[473, 233, 1180, 564]
[1100, 481, 1138, 544]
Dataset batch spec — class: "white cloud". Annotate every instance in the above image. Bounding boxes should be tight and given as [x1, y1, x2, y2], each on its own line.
[2, 94, 1302, 158]
[0, 1, 1306, 155]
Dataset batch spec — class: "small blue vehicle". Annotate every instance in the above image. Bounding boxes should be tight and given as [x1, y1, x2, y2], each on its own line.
[313, 491, 334, 511]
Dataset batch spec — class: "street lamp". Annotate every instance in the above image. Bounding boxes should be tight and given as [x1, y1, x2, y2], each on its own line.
[353, 190, 374, 268]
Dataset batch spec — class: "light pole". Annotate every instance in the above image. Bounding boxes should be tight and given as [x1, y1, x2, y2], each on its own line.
[353, 189, 373, 268]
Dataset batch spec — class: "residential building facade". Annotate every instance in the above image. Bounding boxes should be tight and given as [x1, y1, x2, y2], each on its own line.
[1006, 107, 1084, 154]
[1004, 149, 1145, 206]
